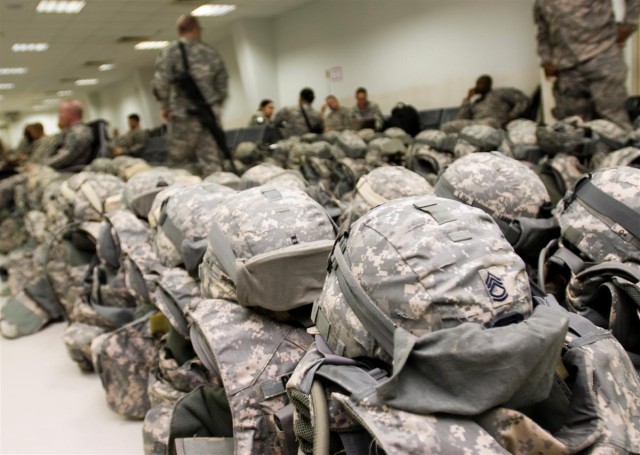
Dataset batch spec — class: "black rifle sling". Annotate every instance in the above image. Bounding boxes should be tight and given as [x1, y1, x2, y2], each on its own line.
[178, 42, 236, 174]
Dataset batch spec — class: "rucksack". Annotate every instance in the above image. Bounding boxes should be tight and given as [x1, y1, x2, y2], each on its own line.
[288, 196, 640, 454]
[385, 103, 421, 137]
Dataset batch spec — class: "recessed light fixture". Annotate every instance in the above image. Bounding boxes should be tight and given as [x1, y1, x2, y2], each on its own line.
[36, 0, 86, 14]
[0, 83, 16, 90]
[134, 41, 170, 50]
[192, 4, 236, 17]
[0, 68, 28, 75]
[12, 43, 49, 52]
[75, 79, 98, 86]
[57, 90, 73, 97]
[99, 63, 115, 72]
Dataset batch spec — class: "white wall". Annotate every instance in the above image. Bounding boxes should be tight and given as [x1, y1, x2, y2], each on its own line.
[2, 111, 59, 149]
[214, 37, 251, 129]
[274, 0, 539, 113]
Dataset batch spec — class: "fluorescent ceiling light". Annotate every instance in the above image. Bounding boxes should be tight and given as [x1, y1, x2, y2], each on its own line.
[57, 90, 73, 97]
[0, 68, 28, 75]
[12, 43, 49, 52]
[75, 79, 98, 86]
[192, 4, 236, 17]
[43, 98, 61, 105]
[134, 41, 170, 50]
[99, 63, 115, 72]
[36, 0, 86, 14]
[33, 105, 51, 111]
[0, 83, 16, 90]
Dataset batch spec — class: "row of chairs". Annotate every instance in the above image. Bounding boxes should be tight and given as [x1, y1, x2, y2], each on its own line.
[106, 106, 463, 165]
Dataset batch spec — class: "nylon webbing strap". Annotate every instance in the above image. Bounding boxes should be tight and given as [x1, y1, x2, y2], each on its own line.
[531, 285, 599, 339]
[575, 179, 640, 241]
[332, 241, 396, 357]
[91, 302, 135, 327]
[159, 211, 186, 254]
[548, 245, 587, 275]
[206, 222, 237, 282]
[315, 364, 380, 396]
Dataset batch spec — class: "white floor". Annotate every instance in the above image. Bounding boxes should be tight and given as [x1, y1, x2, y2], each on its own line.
[0, 321, 143, 455]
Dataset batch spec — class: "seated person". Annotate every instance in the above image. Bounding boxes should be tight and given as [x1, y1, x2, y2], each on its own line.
[248, 99, 274, 126]
[350, 87, 384, 131]
[273, 88, 324, 138]
[442, 75, 529, 133]
[321, 95, 351, 132]
[24, 100, 93, 172]
[111, 114, 148, 157]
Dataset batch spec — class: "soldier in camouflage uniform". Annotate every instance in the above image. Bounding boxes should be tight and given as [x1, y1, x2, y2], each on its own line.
[273, 87, 324, 139]
[442, 75, 529, 133]
[247, 99, 274, 127]
[351, 87, 385, 131]
[24, 100, 94, 171]
[152, 14, 228, 176]
[534, 0, 640, 130]
[321, 95, 351, 132]
[111, 114, 148, 157]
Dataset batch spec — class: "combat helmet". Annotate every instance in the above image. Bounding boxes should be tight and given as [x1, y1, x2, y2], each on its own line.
[556, 166, 640, 265]
[314, 196, 533, 363]
[434, 152, 555, 261]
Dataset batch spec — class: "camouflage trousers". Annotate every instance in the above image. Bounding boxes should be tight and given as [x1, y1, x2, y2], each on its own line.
[553, 44, 632, 131]
[168, 115, 222, 177]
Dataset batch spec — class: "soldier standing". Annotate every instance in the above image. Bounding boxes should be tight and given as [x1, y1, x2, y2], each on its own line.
[534, 0, 639, 130]
[273, 88, 324, 138]
[152, 14, 229, 176]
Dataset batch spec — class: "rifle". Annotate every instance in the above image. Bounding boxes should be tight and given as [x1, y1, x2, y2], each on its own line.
[176, 41, 237, 174]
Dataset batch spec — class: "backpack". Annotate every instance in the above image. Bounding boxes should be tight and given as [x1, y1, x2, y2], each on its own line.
[385, 103, 421, 137]
[152, 182, 235, 271]
[287, 196, 640, 454]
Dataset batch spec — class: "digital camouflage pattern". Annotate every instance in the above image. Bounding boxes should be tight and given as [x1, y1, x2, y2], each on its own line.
[498, 119, 540, 162]
[455, 87, 530, 129]
[351, 101, 385, 131]
[435, 152, 551, 219]
[336, 130, 368, 159]
[557, 166, 640, 263]
[123, 167, 200, 219]
[331, 157, 372, 201]
[534, 0, 639, 70]
[41, 122, 94, 171]
[62, 322, 108, 372]
[111, 127, 148, 156]
[597, 146, 640, 169]
[477, 324, 640, 454]
[405, 143, 454, 185]
[152, 38, 228, 175]
[366, 137, 406, 166]
[535, 0, 636, 130]
[111, 155, 152, 181]
[341, 166, 433, 224]
[154, 267, 204, 338]
[537, 153, 588, 204]
[143, 404, 173, 455]
[187, 298, 313, 454]
[334, 392, 511, 455]
[356, 128, 378, 143]
[286, 347, 370, 454]
[92, 315, 162, 419]
[272, 104, 323, 139]
[199, 186, 335, 303]
[153, 182, 234, 267]
[204, 171, 241, 190]
[453, 124, 505, 158]
[0, 214, 28, 254]
[56, 172, 125, 223]
[318, 196, 531, 362]
[239, 162, 307, 191]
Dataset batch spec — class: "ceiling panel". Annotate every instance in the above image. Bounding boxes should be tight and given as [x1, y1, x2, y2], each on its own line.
[0, 0, 311, 116]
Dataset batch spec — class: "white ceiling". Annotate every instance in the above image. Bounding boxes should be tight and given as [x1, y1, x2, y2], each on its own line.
[0, 0, 310, 117]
